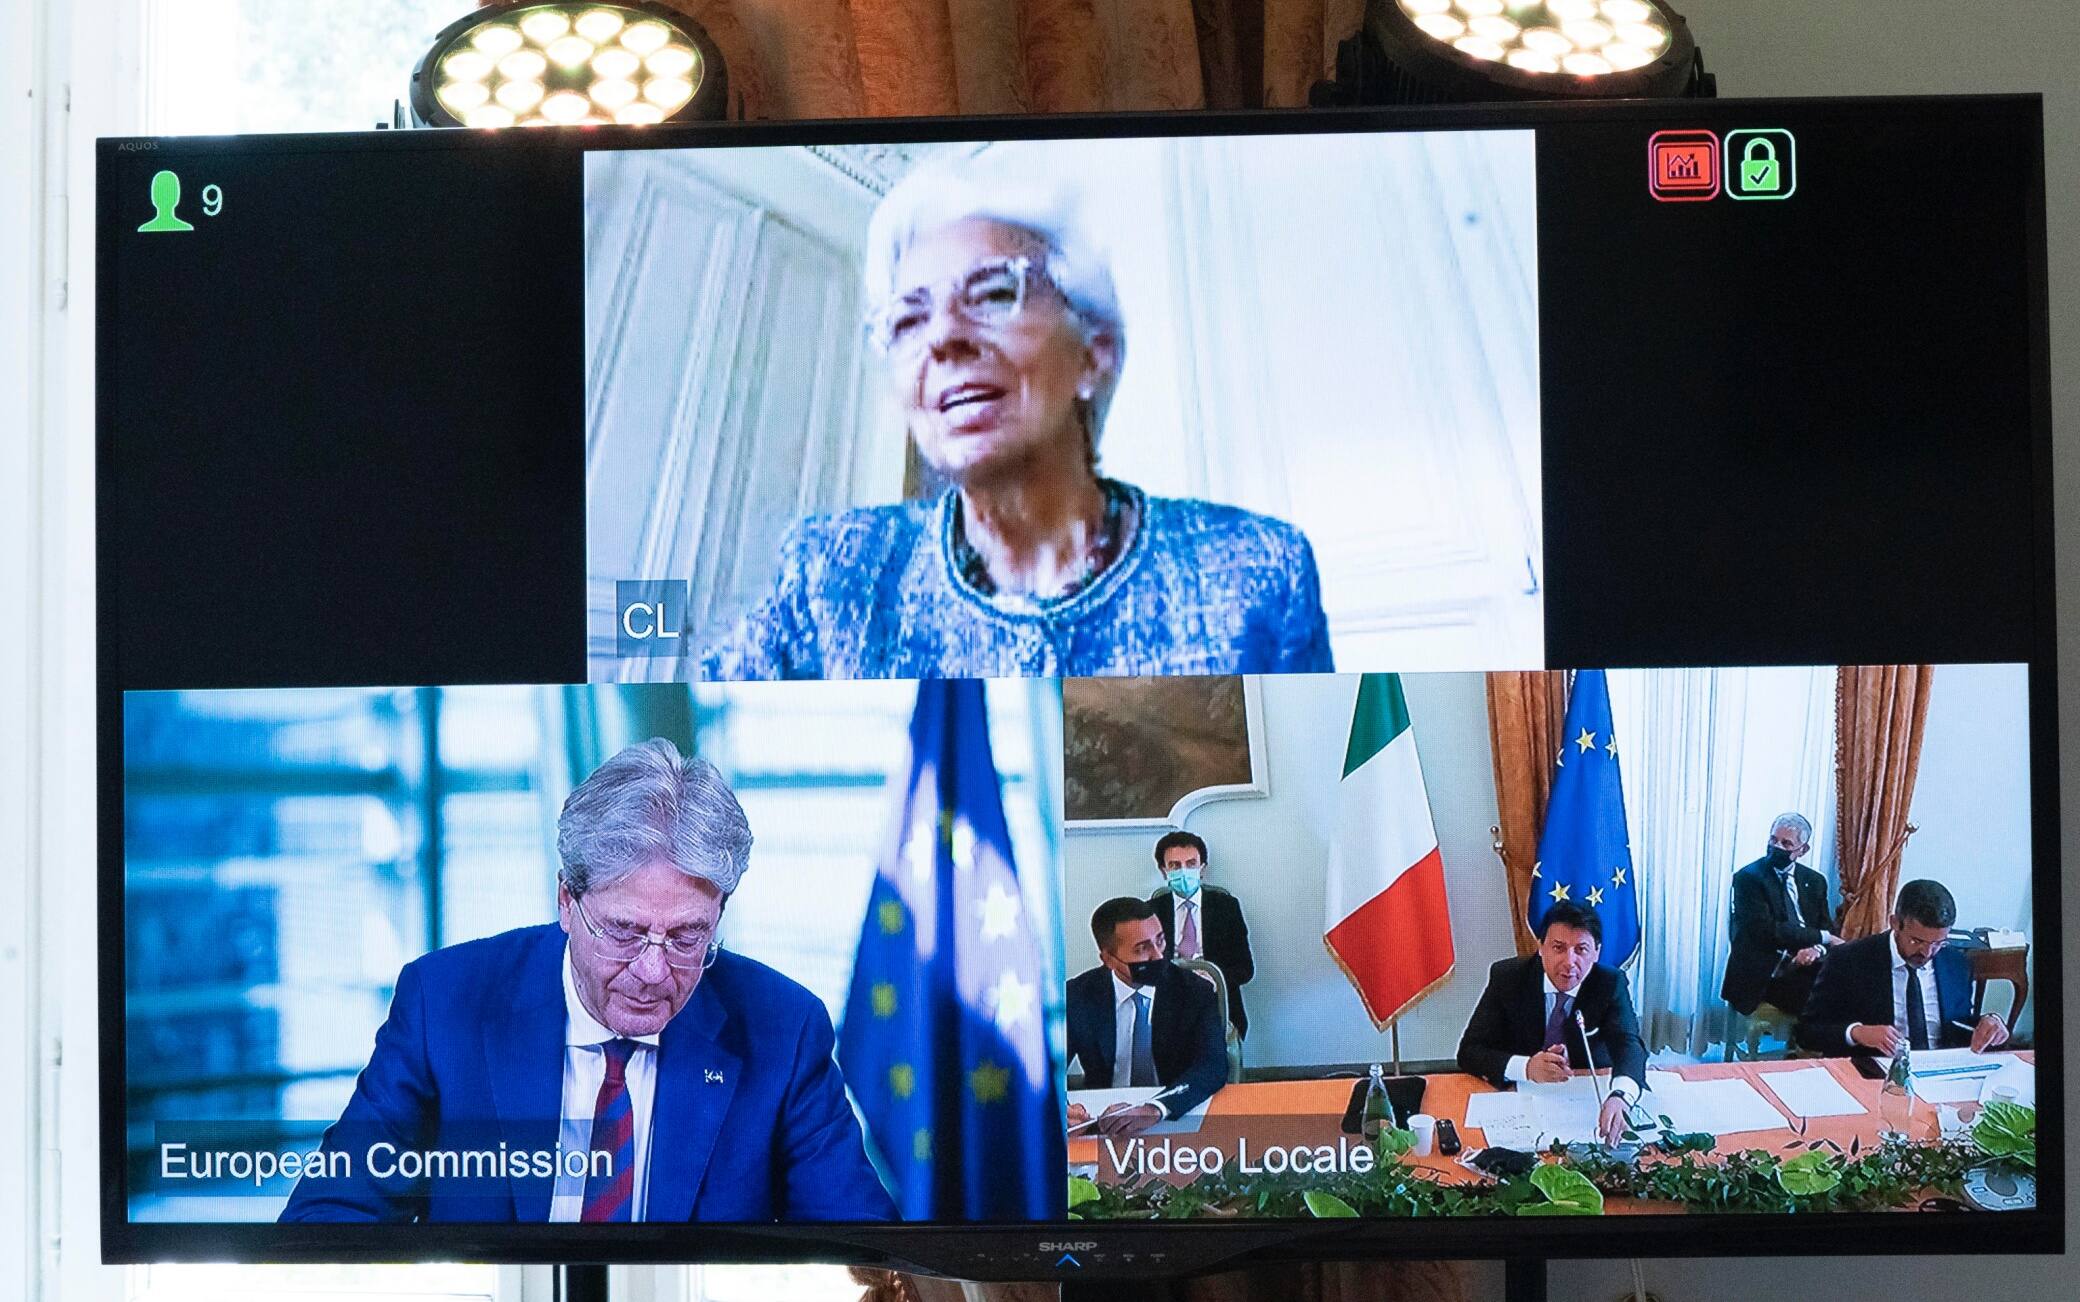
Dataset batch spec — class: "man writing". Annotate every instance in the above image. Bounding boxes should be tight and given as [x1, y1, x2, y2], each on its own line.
[1457, 901, 1648, 1145]
[282, 738, 895, 1223]
[1721, 812, 1840, 1018]
[1145, 830, 1255, 1041]
[1064, 897, 1229, 1141]
[1797, 878, 2009, 1056]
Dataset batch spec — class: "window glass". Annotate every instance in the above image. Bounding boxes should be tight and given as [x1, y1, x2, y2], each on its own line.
[144, 0, 461, 134]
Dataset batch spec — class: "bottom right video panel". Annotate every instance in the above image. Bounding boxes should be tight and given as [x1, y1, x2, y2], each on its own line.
[1057, 665, 2039, 1219]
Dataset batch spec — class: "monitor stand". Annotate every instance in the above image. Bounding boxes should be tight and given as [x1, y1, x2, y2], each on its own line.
[566, 1259, 1549, 1301]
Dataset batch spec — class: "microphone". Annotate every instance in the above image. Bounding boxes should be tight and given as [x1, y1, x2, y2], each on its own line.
[1575, 1011, 1609, 1110]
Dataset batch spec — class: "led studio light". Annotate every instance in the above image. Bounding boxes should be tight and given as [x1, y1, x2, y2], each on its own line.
[410, 3, 725, 128]
[1319, 0, 1712, 104]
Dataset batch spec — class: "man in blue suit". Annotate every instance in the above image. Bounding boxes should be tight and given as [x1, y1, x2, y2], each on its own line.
[1797, 878, 2010, 1057]
[281, 739, 895, 1223]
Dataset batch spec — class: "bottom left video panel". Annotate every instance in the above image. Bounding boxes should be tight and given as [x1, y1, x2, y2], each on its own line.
[119, 679, 1068, 1226]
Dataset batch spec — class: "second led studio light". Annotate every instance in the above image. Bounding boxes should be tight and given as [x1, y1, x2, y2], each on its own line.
[1322, 0, 1713, 104]
[411, 2, 726, 128]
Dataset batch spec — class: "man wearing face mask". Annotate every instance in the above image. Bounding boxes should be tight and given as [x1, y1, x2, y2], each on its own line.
[1146, 830, 1255, 1041]
[1797, 878, 2009, 1056]
[1064, 897, 1229, 1140]
[1721, 812, 1840, 1019]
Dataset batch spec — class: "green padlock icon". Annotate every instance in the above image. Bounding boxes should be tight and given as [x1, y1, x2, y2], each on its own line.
[1740, 137, 1780, 193]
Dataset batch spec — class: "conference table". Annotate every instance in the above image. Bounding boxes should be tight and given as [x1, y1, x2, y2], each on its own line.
[1070, 1053, 2032, 1206]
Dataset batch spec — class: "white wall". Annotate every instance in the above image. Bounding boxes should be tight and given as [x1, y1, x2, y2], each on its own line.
[1557, 2, 2080, 1298]
[1063, 672, 1520, 1069]
[1903, 661, 2035, 936]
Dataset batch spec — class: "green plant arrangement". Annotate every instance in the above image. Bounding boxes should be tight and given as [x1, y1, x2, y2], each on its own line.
[1067, 1123, 1992, 1220]
[1972, 1101, 2036, 1171]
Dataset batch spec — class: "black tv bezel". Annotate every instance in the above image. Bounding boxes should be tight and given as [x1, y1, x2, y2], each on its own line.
[96, 94, 2060, 1278]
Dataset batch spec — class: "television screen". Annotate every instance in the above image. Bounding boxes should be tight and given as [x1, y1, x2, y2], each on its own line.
[98, 96, 2059, 1277]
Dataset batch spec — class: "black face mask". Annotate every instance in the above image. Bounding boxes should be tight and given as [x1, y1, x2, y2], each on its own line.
[1764, 845, 1794, 870]
[1126, 957, 1170, 988]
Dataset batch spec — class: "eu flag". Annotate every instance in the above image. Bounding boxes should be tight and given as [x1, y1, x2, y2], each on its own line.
[838, 680, 1063, 1220]
[1528, 669, 1640, 967]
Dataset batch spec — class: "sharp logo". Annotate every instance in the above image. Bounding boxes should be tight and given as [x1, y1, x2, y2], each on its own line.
[1037, 1242, 1097, 1252]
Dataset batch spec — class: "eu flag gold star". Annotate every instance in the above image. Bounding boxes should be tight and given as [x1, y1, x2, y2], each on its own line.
[969, 1059, 1010, 1104]
[1549, 882, 1570, 902]
[1605, 735, 1619, 759]
[1531, 861, 1542, 879]
[913, 1128, 933, 1162]
[1576, 728, 1596, 753]
[878, 899, 906, 935]
[871, 982, 898, 1018]
[1587, 886, 1605, 907]
[1612, 866, 1628, 888]
[889, 1063, 915, 1099]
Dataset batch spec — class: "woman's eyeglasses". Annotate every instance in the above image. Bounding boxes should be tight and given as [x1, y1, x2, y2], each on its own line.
[866, 255, 1060, 355]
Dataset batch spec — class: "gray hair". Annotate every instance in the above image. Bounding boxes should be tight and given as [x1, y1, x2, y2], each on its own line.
[864, 147, 1127, 455]
[556, 738, 752, 899]
[1770, 812, 1813, 845]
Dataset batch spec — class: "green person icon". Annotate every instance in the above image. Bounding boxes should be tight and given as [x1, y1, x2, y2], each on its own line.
[138, 169, 194, 233]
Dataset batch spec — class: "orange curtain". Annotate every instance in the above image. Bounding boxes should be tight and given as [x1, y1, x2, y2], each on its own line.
[1834, 665, 1934, 939]
[1486, 670, 1572, 956]
[544, 0, 1368, 117]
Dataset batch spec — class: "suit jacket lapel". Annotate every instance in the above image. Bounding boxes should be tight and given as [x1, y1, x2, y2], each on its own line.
[644, 975, 742, 1222]
[483, 928, 567, 1222]
[1515, 958, 1547, 1054]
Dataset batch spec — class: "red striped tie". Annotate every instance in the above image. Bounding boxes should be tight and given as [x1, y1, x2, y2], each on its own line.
[580, 1039, 639, 1222]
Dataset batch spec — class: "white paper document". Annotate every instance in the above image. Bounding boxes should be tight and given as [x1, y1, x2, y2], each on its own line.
[1465, 1080, 1605, 1147]
[1757, 1067, 1867, 1119]
[1977, 1058, 2036, 1108]
[1648, 1076, 1790, 1135]
[1068, 1087, 1209, 1136]
[1911, 1076, 1985, 1104]
[1907, 1047, 2004, 1080]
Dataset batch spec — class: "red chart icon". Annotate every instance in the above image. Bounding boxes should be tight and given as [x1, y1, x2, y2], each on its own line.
[1649, 130, 1721, 202]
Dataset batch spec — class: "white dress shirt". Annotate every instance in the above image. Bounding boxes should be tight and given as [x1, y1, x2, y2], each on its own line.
[1504, 972, 1639, 1103]
[549, 951, 660, 1222]
[1845, 932, 1945, 1049]
[1110, 971, 1157, 1089]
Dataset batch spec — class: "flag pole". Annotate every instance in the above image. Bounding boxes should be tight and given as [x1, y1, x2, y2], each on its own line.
[1390, 1021, 1403, 1077]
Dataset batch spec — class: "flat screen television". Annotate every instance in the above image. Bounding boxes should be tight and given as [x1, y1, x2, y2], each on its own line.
[98, 94, 2060, 1280]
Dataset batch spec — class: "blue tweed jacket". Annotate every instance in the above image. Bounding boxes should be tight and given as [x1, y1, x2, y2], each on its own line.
[701, 481, 1335, 680]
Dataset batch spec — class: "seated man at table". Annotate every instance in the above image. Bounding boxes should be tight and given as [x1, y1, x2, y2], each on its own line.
[1457, 901, 1647, 1144]
[1796, 878, 2010, 1057]
[1066, 897, 1229, 1141]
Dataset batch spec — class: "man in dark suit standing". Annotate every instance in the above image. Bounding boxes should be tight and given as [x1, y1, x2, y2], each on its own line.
[1797, 879, 2011, 1056]
[1458, 901, 1648, 1145]
[1146, 830, 1255, 1040]
[1721, 813, 1841, 1017]
[1065, 897, 1229, 1141]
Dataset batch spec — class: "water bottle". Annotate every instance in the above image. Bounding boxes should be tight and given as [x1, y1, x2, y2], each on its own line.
[1879, 1043, 1914, 1141]
[1361, 1062, 1393, 1140]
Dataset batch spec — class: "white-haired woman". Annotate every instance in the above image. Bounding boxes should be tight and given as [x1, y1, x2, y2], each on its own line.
[702, 152, 1334, 680]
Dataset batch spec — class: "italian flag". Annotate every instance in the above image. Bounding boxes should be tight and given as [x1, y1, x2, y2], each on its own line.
[1323, 673, 1455, 1029]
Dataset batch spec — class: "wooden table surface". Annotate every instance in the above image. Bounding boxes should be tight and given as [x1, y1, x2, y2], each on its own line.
[1071, 1052, 2033, 1196]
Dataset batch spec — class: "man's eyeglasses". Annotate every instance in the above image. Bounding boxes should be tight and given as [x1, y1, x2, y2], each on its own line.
[866, 254, 1061, 355]
[571, 894, 717, 971]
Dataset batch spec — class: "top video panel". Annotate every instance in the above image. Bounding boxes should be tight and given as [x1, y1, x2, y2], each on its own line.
[584, 130, 1543, 681]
